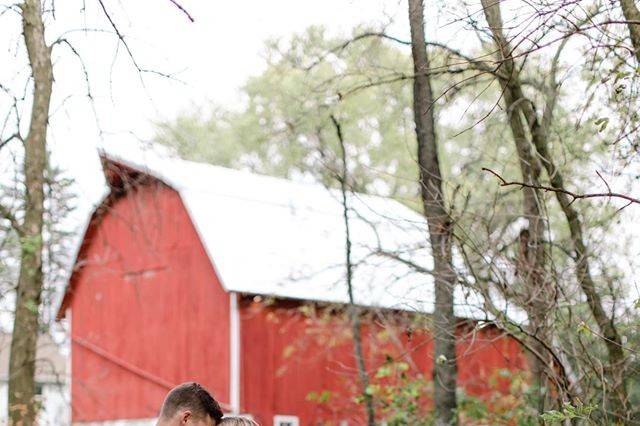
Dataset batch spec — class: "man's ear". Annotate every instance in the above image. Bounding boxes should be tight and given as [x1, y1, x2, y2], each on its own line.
[180, 410, 192, 424]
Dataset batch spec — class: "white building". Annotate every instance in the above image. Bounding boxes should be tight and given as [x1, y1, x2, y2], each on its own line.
[0, 332, 69, 425]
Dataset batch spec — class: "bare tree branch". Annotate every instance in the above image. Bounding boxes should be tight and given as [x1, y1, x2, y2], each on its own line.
[376, 249, 433, 275]
[0, 133, 23, 151]
[168, 0, 194, 23]
[96, 0, 178, 80]
[0, 203, 23, 236]
[330, 114, 375, 426]
[482, 167, 640, 208]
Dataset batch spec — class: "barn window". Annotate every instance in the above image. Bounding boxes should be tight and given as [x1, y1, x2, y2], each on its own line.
[273, 415, 299, 426]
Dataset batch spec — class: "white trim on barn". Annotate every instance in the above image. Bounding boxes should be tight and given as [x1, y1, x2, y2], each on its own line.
[229, 292, 241, 414]
[273, 415, 300, 426]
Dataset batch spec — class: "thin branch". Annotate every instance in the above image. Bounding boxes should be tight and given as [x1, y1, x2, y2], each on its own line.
[0, 132, 23, 151]
[96, 0, 177, 81]
[303, 31, 501, 76]
[96, 0, 137, 69]
[53, 38, 103, 134]
[482, 167, 640, 207]
[168, 0, 194, 22]
[0, 203, 23, 236]
[330, 113, 376, 426]
[303, 31, 410, 71]
[376, 249, 433, 275]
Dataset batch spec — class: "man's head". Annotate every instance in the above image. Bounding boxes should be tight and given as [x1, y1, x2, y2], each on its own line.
[156, 382, 224, 426]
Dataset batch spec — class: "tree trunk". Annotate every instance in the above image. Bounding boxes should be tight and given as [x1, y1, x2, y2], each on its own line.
[527, 105, 630, 421]
[332, 116, 376, 426]
[477, 0, 630, 418]
[407, 2, 458, 424]
[480, 0, 552, 414]
[534, 141, 628, 421]
[619, 0, 640, 64]
[8, 1, 52, 424]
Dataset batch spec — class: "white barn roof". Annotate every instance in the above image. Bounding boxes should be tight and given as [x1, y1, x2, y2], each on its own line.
[83, 148, 492, 320]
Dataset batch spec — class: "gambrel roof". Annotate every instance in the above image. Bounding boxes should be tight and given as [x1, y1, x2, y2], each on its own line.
[59, 147, 494, 321]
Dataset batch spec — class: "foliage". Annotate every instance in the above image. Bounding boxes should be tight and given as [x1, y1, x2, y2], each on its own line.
[358, 359, 545, 425]
[359, 357, 433, 425]
[155, 26, 418, 201]
[540, 401, 598, 424]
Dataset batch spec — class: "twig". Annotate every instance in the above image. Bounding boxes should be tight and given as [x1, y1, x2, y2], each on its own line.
[96, 0, 177, 81]
[0, 203, 23, 236]
[168, 0, 194, 22]
[376, 249, 433, 275]
[482, 167, 640, 208]
[0, 133, 23, 151]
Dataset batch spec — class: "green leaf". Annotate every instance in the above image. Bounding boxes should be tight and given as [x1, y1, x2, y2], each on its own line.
[540, 410, 565, 422]
[24, 299, 39, 314]
[594, 117, 609, 132]
[376, 366, 392, 378]
[364, 384, 380, 396]
[577, 321, 590, 336]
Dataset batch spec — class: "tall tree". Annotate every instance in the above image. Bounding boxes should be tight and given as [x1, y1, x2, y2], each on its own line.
[407, 1, 458, 424]
[3, 0, 52, 423]
[331, 115, 376, 426]
[480, 0, 629, 420]
[619, 0, 640, 64]
[0, 1, 192, 422]
[479, 0, 554, 413]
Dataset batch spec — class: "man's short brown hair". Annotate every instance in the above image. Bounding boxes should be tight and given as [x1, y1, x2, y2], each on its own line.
[160, 382, 224, 424]
[219, 417, 258, 426]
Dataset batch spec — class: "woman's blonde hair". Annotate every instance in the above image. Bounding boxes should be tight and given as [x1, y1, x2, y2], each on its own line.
[219, 416, 259, 426]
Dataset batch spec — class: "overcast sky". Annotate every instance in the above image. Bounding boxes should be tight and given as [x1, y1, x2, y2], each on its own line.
[0, 0, 484, 215]
[3, 0, 432, 210]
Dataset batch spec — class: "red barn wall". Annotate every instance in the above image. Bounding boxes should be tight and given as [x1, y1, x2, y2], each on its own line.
[240, 299, 527, 425]
[69, 183, 231, 422]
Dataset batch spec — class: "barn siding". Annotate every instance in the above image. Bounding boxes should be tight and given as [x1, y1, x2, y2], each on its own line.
[239, 299, 527, 425]
[70, 183, 231, 422]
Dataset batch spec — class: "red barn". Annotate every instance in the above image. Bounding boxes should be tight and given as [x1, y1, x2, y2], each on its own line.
[57, 150, 527, 425]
